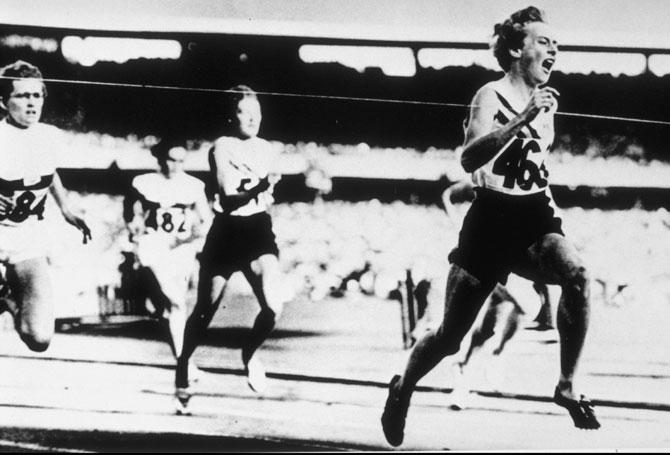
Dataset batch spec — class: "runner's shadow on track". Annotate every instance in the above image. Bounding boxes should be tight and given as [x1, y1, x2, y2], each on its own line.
[0, 426, 373, 452]
[56, 320, 323, 347]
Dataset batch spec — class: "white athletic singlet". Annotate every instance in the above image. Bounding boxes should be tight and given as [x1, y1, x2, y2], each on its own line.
[131, 172, 206, 242]
[211, 136, 277, 217]
[467, 79, 556, 196]
[0, 119, 59, 228]
[131, 172, 207, 306]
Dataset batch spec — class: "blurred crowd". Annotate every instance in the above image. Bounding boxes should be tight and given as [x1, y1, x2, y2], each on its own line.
[12, 191, 667, 323]
[58, 131, 670, 182]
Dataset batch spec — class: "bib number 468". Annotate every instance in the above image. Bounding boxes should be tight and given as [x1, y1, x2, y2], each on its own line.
[492, 138, 548, 190]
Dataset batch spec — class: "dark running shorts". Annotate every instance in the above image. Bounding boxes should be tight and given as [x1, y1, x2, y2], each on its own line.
[199, 212, 279, 278]
[448, 188, 564, 286]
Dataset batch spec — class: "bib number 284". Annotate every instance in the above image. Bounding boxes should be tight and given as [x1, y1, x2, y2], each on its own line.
[492, 138, 548, 190]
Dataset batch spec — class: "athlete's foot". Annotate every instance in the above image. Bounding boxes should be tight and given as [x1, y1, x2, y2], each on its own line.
[244, 356, 268, 393]
[174, 387, 192, 416]
[553, 386, 600, 430]
[381, 375, 410, 447]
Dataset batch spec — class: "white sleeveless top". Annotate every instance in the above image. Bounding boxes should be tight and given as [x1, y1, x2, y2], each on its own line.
[0, 120, 59, 228]
[467, 79, 556, 196]
[211, 136, 276, 217]
[131, 172, 205, 241]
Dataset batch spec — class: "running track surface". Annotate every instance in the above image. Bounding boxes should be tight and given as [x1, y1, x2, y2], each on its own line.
[1, 294, 669, 451]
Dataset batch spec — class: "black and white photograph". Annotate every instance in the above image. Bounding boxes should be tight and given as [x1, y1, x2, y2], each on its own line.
[0, 0, 669, 451]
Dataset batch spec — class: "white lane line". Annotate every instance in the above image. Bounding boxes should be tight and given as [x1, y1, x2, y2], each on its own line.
[0, 438, 93, 453]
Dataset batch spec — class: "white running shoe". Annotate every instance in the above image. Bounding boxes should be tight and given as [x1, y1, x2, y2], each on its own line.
[245, 356, 268, 394]
[174, 387, 192, 416]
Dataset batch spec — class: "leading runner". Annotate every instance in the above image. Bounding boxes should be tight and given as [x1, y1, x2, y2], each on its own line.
[382, 6, 600, 447]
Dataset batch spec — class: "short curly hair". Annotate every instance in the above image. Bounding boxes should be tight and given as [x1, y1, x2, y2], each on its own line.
[492, 6, 546, 72]
[228, 84, 257, 104]
[227, 83, 257, 108]
[0, 60, 46, 100]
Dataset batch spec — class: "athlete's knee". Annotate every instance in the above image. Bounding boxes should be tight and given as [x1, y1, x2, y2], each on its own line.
[433, 325, 463, 357]
[257, 306, 278, 329]
[265, 295, 284, 320]
[19, 328, 52, 352]
[258, 274, 286, 320]
[270, 301, 283, 321]
[564, 265, 591, 300]
[469, 325, 494, 348]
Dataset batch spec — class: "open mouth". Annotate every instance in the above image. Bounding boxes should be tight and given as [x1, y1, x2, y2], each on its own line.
[541, 58, 555, 72]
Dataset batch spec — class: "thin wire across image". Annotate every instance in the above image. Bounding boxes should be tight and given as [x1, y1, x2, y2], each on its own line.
[2, 75, 670, 127]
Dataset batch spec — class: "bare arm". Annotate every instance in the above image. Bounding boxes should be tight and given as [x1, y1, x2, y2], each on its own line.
[193, 189, 213, 237]
[544, 184, 563, 219]
[441, 180, 474, 229]
[461, 85, 559, 173]
[50, 172, 92, 243]
[122, 189, 145, 241]
[441, 187, 460, 228]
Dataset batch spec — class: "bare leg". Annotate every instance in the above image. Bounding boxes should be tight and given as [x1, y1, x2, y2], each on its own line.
[241, 254, 284, 392]
[458, 300, 495, 367]
[6, 257, 54, 352]
[458, 283, 519, 367]
[451, 285, 522, 408]
[460, 297, 521, 363]
[519, 234, 590, 397]
[137, 266, 181, 357]
[382, 264, 494, 446]
[449, 296, 498, 410]
[397, 265, 494, 396]
[490, 302, 523, 356]
[167, 306, 186, 358]
[556, 290, 589, 395]
[531, 281, 554, 330]
[175, 266, 226, 389]
[516, 233, 599, 429]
